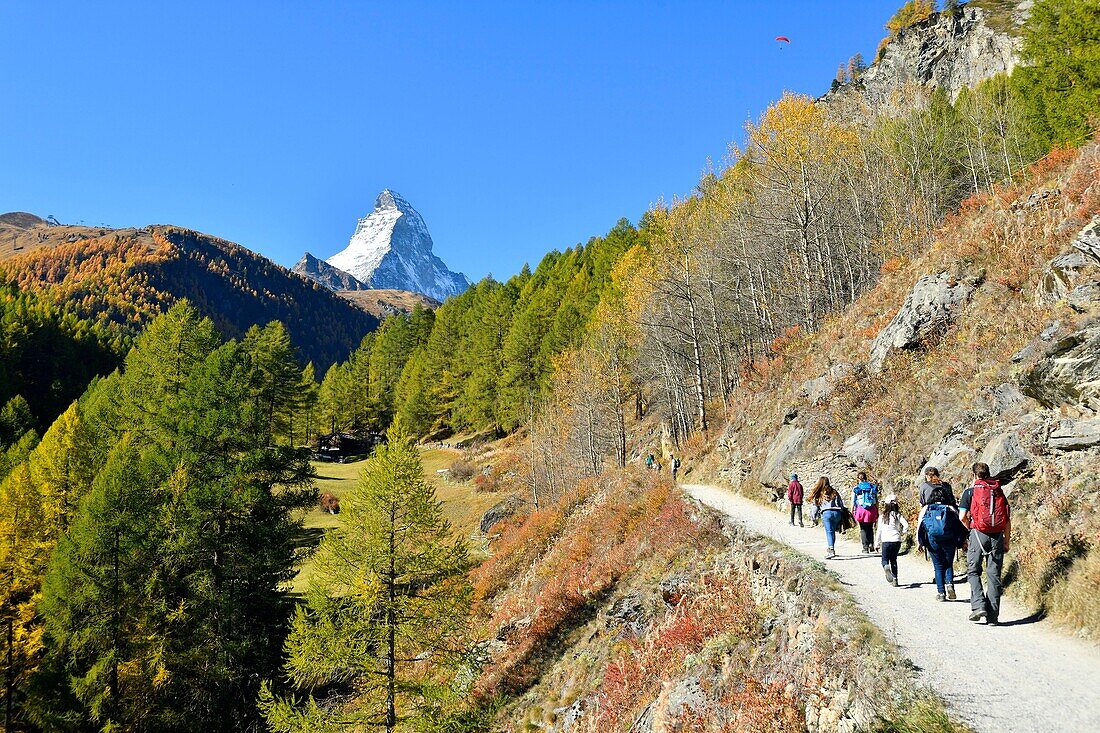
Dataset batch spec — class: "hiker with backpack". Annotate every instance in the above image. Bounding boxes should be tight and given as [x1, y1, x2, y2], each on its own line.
[961, 462, 1011, 625]
[917, 468, 966, 601]
[819, 480, 845, 559]
[919, 466, 957, 507]
[787, 473, 804, 527]
[875, 494, 909, 586]
[851, 471, 880, 554]
[670, 456, 680, 482]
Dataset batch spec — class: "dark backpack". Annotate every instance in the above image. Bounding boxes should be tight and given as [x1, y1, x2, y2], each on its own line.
[927, 485, 953, 506]
[970, 480, 1009, 534]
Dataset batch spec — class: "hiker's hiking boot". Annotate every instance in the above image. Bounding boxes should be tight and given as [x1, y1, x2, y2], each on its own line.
[987, 616, 999, 626]
[969, 610, 986, 623]
[884, 567, 896, 584]
[893, 578, 899, 587]
[946, 585, 957, 601]
[825, 548, 836, 559]
[935, 593, 946, 601]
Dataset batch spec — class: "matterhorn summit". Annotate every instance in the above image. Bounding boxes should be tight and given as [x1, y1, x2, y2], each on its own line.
[323, 190, 469, 301]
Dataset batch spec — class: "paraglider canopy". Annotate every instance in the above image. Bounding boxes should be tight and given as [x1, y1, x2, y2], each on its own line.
[775, 36, 791, 43]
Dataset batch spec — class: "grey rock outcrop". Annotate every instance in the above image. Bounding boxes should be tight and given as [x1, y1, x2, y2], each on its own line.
[292, 252, 366, 291]
[479, 495, 524, 534]
[1048, 419, 1100, 451]
[657, 573, 692, 606]
[1071, 216, 1100, 264]
[921, 423, 976, 481]
[1038, 251, 1091, 305]
[1067, 282, 1100, 313]
[661, 677, 707, 719]
[842, 432, 878, 468]
[1021, 323, 1100, 410]
[989, 383, 1027, 416]
[800, 363, 857, 405]
[823, 5, 1021, 113]
[760, 425, 805, 488]
[604, 592, 651, 638]
[869, 273, 974, 372]
[979, 432, 1031, 481]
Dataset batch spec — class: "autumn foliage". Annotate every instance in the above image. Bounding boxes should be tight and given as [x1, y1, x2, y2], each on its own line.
[472, 472, 713, 698]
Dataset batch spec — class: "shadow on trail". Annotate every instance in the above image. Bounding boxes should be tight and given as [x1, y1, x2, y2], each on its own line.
[997, 611, 1046, 627]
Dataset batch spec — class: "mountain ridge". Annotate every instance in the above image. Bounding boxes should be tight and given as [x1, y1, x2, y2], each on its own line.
[0, 215, 379, 369]
[323, 190, 469, 301]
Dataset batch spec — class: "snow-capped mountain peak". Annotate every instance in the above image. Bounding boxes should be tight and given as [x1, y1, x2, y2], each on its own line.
[325, 190, 468, 301]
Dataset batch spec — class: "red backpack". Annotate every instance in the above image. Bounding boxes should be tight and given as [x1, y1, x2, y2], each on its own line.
[969, 479, 1009, 533]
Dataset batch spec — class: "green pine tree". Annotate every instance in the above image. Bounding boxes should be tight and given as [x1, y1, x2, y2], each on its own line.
[1011, 0, 1100, 154]
[261, 435, 472, 732]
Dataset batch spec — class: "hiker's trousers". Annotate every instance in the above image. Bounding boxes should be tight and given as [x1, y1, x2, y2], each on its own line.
[822, 509, 841, 549]
[927, 536, 956, 594]
[968, 529, 1005, 620]
[880, 541, 901, 578]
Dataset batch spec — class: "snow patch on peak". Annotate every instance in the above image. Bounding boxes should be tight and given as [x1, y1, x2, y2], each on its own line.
[325, 191, 468, 301]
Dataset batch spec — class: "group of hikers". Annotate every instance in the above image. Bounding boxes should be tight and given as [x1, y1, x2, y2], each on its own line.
[645, 453, 681, 481]
[786, 463, 1011, 625]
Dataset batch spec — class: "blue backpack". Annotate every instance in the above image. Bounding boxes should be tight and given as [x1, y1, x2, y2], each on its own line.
[855, 481, 878, 509]
[923, 503, 963, 546]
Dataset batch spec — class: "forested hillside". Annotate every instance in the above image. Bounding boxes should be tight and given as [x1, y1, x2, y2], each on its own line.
[0, 1, 1096, 732]
[316, 218, 643, 438]
[0, 303, 317, 732]
[0, 218, 379, 369]
[0, 282, 123, 437]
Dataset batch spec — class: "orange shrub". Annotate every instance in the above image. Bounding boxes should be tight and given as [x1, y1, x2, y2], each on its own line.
[592, 575, 759, 728]
[474, 476, 714, 699]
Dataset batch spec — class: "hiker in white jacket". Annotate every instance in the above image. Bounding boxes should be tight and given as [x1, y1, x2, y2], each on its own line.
[875, 494, 910, 587]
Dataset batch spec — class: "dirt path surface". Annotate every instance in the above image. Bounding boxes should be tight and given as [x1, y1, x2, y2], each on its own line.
[684, 483, 1100, 733]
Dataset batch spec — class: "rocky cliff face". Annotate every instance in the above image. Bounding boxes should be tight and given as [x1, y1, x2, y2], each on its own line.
[710, 143, 1100, 638]
[324, 190, 469, 301]
[824, 3, 1025, 112]
[292, 252, 366, 291]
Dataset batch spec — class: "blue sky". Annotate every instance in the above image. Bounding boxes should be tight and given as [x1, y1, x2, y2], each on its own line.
[0, 1, 900, 281]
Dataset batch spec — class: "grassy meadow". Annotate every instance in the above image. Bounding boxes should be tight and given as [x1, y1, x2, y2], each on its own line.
[291, 446, 504, 592]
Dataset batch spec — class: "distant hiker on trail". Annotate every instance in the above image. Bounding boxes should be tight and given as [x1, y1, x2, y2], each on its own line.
[961, 462, 1011, 625]
[787, 473, 804, 527]
[819, 481, 845, 559]
[670, 456, 680, 482]
[919, 466, 957, 507]
[808, 476, 830, 527]
[875, 494, 909, 586]
[852, 471, 880, 554]
[918, 472, 967, 601]
[645, 454, 655, 470]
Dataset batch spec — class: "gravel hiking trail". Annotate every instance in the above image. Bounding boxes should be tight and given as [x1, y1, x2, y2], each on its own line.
[684, 483, 1100, 733]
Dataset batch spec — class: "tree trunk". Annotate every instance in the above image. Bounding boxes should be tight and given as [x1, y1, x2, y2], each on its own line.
[110, 528, 120, 727]
[685, 290, 708, 434]
[386, 502, 397, 733]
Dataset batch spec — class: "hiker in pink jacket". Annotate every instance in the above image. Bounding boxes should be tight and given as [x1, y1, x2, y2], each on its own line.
[852, 471, 880, 553]
[787, 473, 804, 527]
